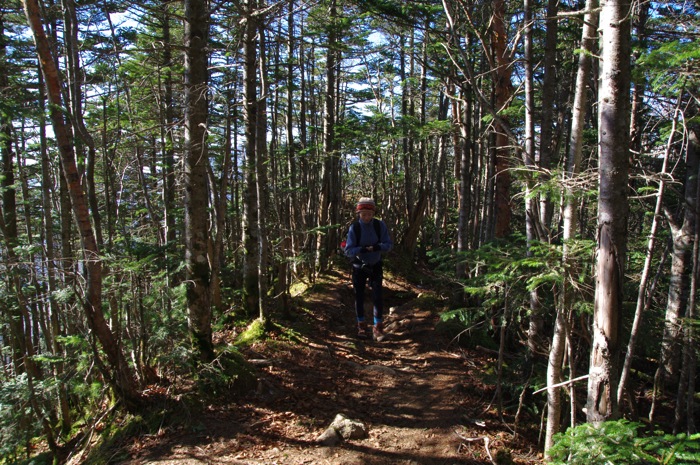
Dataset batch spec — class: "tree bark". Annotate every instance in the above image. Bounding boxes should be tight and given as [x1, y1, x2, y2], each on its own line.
[537, 0, 559, 232]
[546, 0, 598, 453]
[62, 0, 103, 247]
[673, 121, 700, 434]
[256, 22, 270, 320]
[493, 0, 513, 238]
[523, 0, 545, 357]
[183, 0, 214, 363]
[318, 0, 340, 272]
[23, 0, 142, 409]
[243, 0, 262, 316]
[586, 0, 631, 424]
[618, 95, 680, 407]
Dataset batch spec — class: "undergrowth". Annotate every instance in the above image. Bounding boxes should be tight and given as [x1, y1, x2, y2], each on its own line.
[548, 420, 700, 465]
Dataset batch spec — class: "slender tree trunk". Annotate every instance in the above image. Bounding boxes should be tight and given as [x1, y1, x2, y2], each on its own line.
[523, 0, 545, 357]
[456, 85, 471, 270]
[546, 0, 598, 453]
[317, 0, 339, 272]
[161, 1, 177, 246]
[618, 96, 680, 407]
[38, 70, 72, 432]
[277, 0, 295, 312]
[434, 92, 449, 249]
[653, 125, 698, 408]
[673, 122, 700, 434]
[586, 0, 631, 424]
[23, 0, 142, 408]
[0, 33, 23, 370]
[210, 97, 233, 314]
[629, 2, 649, 155]
[538, 0, 559, 232]
[493, 0, 513, 238]
[63, 0, 103, 247]
[243, 0, 261, 316]
[183, 0, 214, 363]
[257, 23, 270, 320]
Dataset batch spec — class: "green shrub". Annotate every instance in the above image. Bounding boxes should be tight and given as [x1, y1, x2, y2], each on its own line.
[196, 348, 257, 399]
[549, 420, 700, 465]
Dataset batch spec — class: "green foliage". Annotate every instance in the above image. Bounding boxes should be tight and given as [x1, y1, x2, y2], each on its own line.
[195, 348, 256, 399]
[637, 40, 700, 94]
[549, 420, 700, 465]
[272, 323, 305, 344]
[0, 374, 41, 462]
[436, 307, 496, 350]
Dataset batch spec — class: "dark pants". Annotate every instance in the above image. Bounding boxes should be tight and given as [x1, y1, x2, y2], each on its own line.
[352, 261, 384, 324]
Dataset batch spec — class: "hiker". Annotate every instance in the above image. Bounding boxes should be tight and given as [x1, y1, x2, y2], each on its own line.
[344, 197, 393, 341]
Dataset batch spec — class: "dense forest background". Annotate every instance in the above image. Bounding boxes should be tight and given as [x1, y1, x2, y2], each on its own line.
[1, 0, 699, 462]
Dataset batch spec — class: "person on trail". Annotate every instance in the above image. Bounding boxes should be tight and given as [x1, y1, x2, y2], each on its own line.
[344, 197, 393, 341]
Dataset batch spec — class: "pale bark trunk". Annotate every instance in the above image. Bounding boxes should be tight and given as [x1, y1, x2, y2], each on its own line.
[257, 24, 270, 320]
[586, 0, 631, 424]
[523, 0, 545, 357]
[673, 123, 700, 434]
[456, 87, 471, 260]
[277, 0, 295, 305]
[547, 2, 598, 448]
[210, 97, 233, 314]
[434, 93, 449, 249]
[618, 96, 680, 406]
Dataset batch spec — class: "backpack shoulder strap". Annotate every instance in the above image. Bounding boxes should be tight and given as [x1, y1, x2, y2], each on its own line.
[352, 221, 362, 243]
[351, 219, 381, 245]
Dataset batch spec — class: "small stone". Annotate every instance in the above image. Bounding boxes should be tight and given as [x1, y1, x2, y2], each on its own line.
[330, 413, 368, 440]
[316, 427, 341, 446]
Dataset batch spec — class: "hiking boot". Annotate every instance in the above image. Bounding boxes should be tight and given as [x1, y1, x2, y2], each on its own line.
[373, 322, 386, 342]
[357, 321, 369, 339]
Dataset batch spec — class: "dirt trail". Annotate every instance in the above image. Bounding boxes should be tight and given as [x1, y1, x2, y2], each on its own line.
[118, 269, 543, 465]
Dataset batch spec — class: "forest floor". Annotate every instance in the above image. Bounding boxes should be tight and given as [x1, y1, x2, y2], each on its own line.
[112, 264, 546, 465]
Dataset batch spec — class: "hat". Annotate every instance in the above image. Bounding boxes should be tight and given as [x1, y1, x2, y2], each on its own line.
[356, 197, 376, 212]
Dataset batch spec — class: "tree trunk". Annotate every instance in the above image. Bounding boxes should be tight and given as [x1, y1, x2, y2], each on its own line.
[546, 0, 598, 453]
[256, 22, 270, 320]
[243, 0, 262, 316]
[493, 0, 513, 238]
[537, 0, 559, 232]
[523, 0, 546, 357]
[317, 0, 339, 272]
[618, 96, 679, 407]
[38, 70, 72, 432]
[161, 1, 177, 246]
[654, 150, 697, 399]
[63, 0, 103, 247]
[673, 122, 700, 434]
[23, 0, 143, 409]
[586, 0, 631, 424]
[183, 0, 214, 363]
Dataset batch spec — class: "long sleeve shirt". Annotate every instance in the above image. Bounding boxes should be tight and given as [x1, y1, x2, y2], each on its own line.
[344, 219, 393, 266]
